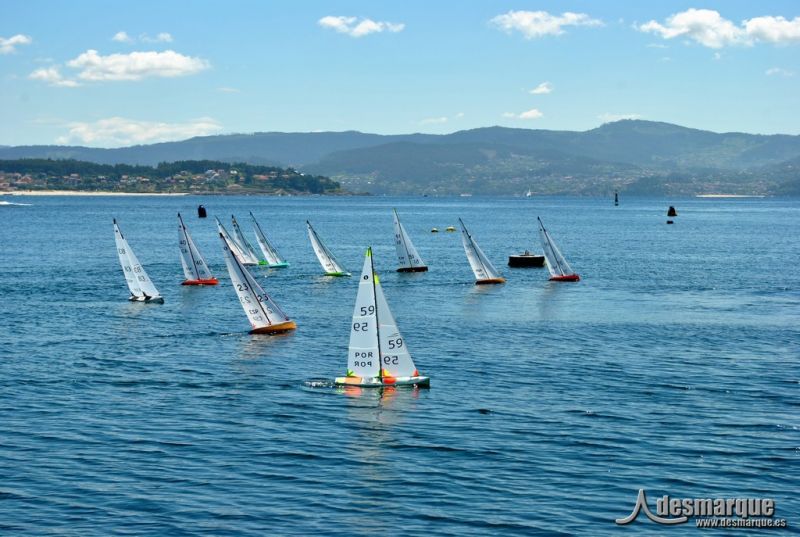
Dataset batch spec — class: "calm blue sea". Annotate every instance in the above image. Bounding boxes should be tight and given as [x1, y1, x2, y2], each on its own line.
[0, 195, 798, 535]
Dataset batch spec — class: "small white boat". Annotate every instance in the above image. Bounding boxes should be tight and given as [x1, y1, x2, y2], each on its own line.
[458, 218, 506, 284]
[537, 217, 580, 282]
[250, 212, 289, 268]
[216, 217, 257, 267]
[392, 209, 428, 272]
[335, 247, 429, 388]
[113, 219, 164, 303]
[178, 213, 218, 285]
[231, 215, 262, 265]
[307, 221, 350, 276]
[219, 230, 296, 334]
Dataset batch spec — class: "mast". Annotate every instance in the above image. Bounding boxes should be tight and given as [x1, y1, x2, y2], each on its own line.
[178, 212, 199, 279]
[394, 209, 415, 268]
[538, 217, 566, 275]
[369, 246, 383, 380]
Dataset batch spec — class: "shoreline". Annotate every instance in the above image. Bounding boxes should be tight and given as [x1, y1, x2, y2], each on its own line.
[1, 190, 190, 197]
[695, 194, 766, 198]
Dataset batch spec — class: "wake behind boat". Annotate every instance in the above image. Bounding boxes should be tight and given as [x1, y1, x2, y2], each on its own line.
[459, 218, 506, 284]
[307, 221, 350, 277]
[113, 219, 164, 303]
[219, 231, 296, 334]
[537, 217, 580, 282]
[178, 213, 218, 285]
[393, 209, 428, 272]
[335, 247, 429, 388]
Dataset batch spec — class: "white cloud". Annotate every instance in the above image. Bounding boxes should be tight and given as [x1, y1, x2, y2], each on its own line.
[455, 112, 465, 119]
[490, 10, 602, 39]
[0, 34, 32, 54]
[646, 43, 668, 49]
[504, 109, 544, 120]
[766, 67, 794, 76]
[28, 67, 79, 87]
[638, 9, 800, 48]
[319, 16, 404, 37]
[217, 86, 241, 93]
[529, 81, 553, 94]
[56, 116, 222, 146]
[420, 116, 448, 125]
[66, 49, 209, 81]
[598, 113, 642, 122]
[141, 32, 173, 43]
[713, 52, 722, 60]
[112, 31, 132, 43]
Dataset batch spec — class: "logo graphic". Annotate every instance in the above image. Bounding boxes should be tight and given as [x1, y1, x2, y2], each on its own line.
[616, 489, 688, 525]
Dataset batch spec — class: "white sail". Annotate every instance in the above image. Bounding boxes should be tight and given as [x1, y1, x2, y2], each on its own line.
[459, 218, 502, 281]
[347, 252, 381, 378]
[538, 218, 574, 277]
[178, 213, 214, 281]
[375, 281, 418, 378]
[217, 218, 254, 266]
[231, 215, 261, 265]
[114, 220, 143, 298]
[393, 209, 426, 270]
[219, 231, 291, 330]
[250, 212, 285, 265]
[307, 221, 348, 275]
[113, 219, 161, 300]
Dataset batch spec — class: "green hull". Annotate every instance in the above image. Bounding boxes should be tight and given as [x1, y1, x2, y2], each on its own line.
[325, 271, 351, 277]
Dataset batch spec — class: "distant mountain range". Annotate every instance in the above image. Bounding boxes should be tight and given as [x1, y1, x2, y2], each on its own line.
[2, 120, 799, 195]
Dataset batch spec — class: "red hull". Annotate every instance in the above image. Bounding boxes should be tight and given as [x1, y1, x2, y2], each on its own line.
[549, 274, 580, 282]
[182, 278, 219, 286]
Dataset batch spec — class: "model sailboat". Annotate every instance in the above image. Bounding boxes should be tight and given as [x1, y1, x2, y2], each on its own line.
[458, 218, 505, 284]
[250, 212, 288, 268]
[219, 231, 296, 334]
[216, 217, 257, 266]
[537, 217, 580, 282]
[335, 247, 429, 387]
[113, 219, 164, 303]
[393, 209, 428, 272]
[307, 221, 350, 276]
[231, 215, 263, 265]
[178, 213, 218, 285]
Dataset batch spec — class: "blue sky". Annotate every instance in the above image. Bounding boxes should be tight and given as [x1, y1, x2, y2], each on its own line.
[1, 1, 799, 147]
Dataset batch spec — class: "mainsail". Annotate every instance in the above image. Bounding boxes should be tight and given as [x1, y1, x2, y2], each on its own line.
[458, 218, 504, 283]
[250, 212, 286, 267]
[231, 215, 261, 265]
[307, 221, 349, 276]
[537, 217, 575, 278]
[113, 219, 162, 302]
[178, 213, 216, 283]
[219, 231, 295, 333]
[346, 247, 421, 381]
[393, 209, 427, 272]
[216, 218, 255, 266]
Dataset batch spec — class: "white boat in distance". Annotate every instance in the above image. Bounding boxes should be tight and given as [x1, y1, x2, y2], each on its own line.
[537, 217, 580, 282]
[307, 221, 350, 276]
[335, 247, 429, 388]
[113, 219, 164, 303]
[216, 217, 257, 267]
[219, 230, 296, 334]
[458, 218, 506, 284]
[178, 213, 218, 285]
[393, 209, 428, 272]
[250, 212, 288, 268]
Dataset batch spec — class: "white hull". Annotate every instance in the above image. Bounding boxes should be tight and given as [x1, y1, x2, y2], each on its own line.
[334, 375, 430, 388]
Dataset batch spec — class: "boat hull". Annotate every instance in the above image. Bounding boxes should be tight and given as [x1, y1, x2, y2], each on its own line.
[181, 278, 219, 286]
[334, 375, 430, 388]
[249, 320, 297, 334]
[397, 266, 429, 273]
[549, 274, 580, 282]
[475, 278, 506, 285]
[508, 254, 545, 267]
[267, 262, 290, 268]
[129, 295, 164, 303]
[324, 272, 351, 277]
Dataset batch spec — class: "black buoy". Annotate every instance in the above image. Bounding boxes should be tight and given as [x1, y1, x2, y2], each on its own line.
[666, 220, 674, 224]
[197, 205, 207, 218]
[667, 206, 677, 217]
[614, 191, 619, 206]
